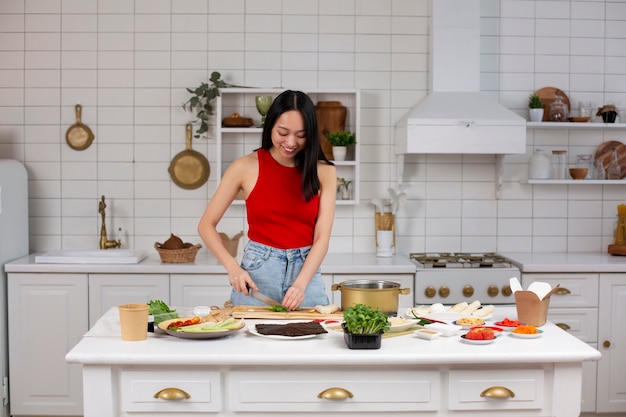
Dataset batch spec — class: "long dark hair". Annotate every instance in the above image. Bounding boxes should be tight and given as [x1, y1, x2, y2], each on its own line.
[261, 90, 333, 202]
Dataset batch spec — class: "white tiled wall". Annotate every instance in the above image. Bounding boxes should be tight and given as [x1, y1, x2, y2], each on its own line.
[1, 0, 625, 256]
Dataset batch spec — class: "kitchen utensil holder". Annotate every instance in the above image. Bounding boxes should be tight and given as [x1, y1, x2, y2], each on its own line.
[375, 211, 395, 257]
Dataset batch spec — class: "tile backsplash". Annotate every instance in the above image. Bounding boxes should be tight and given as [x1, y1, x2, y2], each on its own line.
[1, 0, 626, 255]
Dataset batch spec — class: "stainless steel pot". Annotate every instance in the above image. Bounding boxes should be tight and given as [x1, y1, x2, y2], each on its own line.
[331, 280, 410, 315]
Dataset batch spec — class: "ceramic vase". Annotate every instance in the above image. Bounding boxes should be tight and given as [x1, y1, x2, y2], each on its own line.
[529, 108, 544, 122]
[332, 146, 347, 161]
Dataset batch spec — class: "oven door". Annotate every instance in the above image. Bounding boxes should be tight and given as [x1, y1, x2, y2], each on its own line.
[414, 268, 520, 306]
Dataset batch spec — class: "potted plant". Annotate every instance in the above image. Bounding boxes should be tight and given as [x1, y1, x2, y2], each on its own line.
[182, 71, 242, 138]
[342, 303, 390, 349]
[324, 130, 356, 161]
[528, 93, 544, 122]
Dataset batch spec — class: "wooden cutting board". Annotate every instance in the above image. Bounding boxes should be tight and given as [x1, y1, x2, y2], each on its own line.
[229, 306, 344, 320]
[594, 140, 626, 179]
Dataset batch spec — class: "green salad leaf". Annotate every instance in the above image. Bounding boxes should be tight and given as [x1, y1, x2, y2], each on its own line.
[342, 304, 390, 334]
[148, 299, 176, 315]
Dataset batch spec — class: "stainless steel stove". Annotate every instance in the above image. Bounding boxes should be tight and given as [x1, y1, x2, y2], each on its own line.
[409, 252, 520, 306]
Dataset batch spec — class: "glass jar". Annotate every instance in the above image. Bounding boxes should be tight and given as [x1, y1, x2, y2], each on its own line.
[594, 158, 606, 180]
[549, 95, 569, 122]
[550, 150, 567, 179]
[576, 154, 593, 179]
[607, 147, 621, 179]
[529, 149, 551, 179]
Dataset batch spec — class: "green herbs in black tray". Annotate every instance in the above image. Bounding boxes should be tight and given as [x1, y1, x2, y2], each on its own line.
[342, 303, 390, 334]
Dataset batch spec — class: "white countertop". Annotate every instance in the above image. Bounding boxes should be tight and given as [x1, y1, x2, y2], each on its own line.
[66, 307, 601, 367]
[5, 252, 417, 274]
[502, 252, 626, 273]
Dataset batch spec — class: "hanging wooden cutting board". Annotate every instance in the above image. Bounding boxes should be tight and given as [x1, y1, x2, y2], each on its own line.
[594, 140, 626, 179]
[66, 104, 95, 150]
[168, 123, 210, 189]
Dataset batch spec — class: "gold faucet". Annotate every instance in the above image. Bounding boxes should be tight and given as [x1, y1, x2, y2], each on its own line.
[99, 195, 121, 249]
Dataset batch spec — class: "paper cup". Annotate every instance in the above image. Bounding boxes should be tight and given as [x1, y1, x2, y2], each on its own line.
[118, 304, 149, 341]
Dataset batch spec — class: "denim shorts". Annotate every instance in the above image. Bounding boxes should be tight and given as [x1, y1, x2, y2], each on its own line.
[230, 240, 329, 307]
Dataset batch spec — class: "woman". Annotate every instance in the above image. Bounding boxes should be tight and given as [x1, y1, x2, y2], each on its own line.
[198, 90, 336, 310]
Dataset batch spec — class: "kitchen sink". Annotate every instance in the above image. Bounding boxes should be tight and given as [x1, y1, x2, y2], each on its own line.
[35, 249, 148, 264]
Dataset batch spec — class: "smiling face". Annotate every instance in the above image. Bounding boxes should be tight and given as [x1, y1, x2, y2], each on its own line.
[270, 110, 307, 166]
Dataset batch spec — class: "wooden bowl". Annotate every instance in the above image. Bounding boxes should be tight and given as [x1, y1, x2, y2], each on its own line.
[569, 168, 588, 180]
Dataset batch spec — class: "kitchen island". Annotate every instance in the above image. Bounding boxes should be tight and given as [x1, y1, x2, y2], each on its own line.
[66, 307, 600, 417]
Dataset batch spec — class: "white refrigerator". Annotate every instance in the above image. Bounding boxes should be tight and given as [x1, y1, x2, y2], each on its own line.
[0, 160, 29, 417]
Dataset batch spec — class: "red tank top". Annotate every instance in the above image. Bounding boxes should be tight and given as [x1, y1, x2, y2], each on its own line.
[246, 148, 319, 249]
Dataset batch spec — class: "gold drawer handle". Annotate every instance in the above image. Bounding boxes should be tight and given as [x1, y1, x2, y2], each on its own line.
[555, 287, 571, 295]
[480, 386, 515, 399]
[317, 387, 354, 400]
[556, 323, 571, 331]
[154, 387, 191, 401]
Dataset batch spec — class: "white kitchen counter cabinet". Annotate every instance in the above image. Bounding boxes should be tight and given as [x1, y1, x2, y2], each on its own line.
[66, 308, 600, 417]
[7, 273, 88, 416]
[511, 254, 626, 415]
[4, 253, 415, 416]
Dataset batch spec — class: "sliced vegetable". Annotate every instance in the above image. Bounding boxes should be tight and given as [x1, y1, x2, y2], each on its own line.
[268, 305, 289, 312]
[173, 318, 244, 333]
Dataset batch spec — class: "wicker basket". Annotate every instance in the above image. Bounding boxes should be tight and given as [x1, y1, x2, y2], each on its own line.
[154, 242, 202, 263]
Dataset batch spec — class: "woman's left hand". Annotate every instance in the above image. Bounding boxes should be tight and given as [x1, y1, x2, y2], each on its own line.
[281, 286, 305, 311]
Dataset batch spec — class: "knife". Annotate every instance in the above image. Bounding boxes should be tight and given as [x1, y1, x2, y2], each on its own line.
[246, 284, 281, 307]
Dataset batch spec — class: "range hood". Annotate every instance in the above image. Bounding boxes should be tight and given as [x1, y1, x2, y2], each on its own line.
[394, 0, 526, 155]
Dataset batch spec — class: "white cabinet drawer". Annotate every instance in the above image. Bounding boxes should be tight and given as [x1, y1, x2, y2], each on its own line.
[119, 368, 222, 414]
[449, 368, 546, 412]
[522, 273, 598, 308]
[547, 308, 598, 343]
[229, 367, 440, 413]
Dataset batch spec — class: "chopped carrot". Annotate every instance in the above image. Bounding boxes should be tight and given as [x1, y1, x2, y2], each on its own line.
[512, 325, 538, 334]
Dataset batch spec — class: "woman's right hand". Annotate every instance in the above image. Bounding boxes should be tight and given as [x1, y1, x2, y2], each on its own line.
[228, 267, 255, 294]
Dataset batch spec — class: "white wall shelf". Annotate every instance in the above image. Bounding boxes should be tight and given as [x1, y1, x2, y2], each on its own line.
[526, 179, 626, 185]
[527, 122, 626, 129]
[216, 88, 361, 205]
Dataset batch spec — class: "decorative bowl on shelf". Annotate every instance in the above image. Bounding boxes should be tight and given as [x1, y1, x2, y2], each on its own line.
[569, 168, 588, 180]
[568, 116, 590, 123]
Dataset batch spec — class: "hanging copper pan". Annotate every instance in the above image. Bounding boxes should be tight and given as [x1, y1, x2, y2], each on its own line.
[66, 104, 94, 151]
[168, 124, 210, 189]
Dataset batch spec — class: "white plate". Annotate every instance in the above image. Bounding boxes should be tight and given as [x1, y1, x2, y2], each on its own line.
[388, 317, 418, 332]
[510, 329, 543, 339]
[248, 321, 326, 340]
[460, 334, 496, 345]
[409, 311, 472, 323]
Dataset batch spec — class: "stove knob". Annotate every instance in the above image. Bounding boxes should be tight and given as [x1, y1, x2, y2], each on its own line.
[501, 285, 512, 297]
[487, 285, 499, 297]
[425, 286, 437, 298]
[462, 285, 474, 297]
[438, 286, 450, 298]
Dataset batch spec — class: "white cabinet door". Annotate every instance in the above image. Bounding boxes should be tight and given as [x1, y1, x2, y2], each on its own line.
[597, 274, 626, 413]
[88, 274, 169, 327]
[170, 274, 232, 308]
[7, 273, 88, 416]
